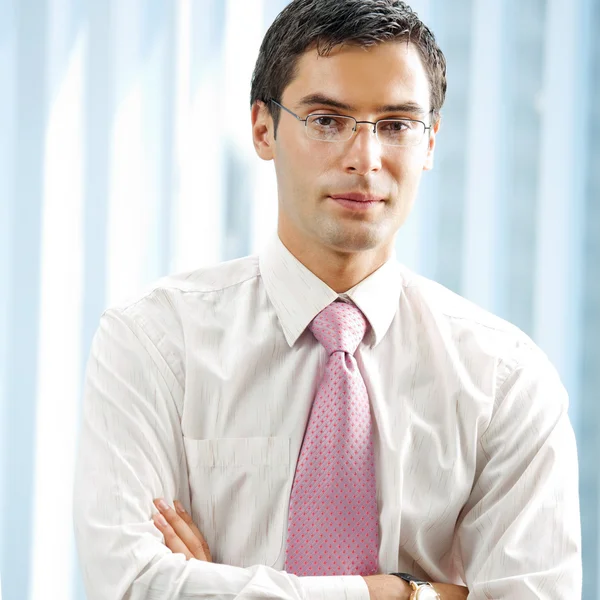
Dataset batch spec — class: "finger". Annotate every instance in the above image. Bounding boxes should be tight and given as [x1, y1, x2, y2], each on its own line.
[152, 513, 194, 560]
[154, 498, 209, 561]
[174, 501, 213, 562]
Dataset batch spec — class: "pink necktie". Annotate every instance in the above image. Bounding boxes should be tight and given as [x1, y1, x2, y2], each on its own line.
[284, 300, 379, 576]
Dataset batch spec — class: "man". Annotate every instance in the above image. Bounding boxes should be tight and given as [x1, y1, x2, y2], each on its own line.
[73, 1, 582, 599]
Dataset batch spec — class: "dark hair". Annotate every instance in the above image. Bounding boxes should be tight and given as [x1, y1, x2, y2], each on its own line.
[250, 0, 447, 134]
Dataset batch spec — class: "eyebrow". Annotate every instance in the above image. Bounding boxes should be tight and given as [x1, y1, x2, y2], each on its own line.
[295, 93, 428, 117]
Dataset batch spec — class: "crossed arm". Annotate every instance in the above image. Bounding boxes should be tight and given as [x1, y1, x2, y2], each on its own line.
[150, 497, 469, 600]
[73, 310, 581, 600]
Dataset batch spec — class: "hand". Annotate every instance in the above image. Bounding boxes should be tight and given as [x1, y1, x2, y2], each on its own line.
[152, 498, 212, 562]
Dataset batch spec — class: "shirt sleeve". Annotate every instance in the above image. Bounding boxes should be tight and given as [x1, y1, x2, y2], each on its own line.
[455, 340, 582, 599]
[72, 308, 369, 600]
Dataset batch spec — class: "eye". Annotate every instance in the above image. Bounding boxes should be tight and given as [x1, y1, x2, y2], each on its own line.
[314, 116, 339, 127]
[380, 120, 410, 132]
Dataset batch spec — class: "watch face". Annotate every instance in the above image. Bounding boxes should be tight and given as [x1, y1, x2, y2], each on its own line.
[415, 585, 441, 600]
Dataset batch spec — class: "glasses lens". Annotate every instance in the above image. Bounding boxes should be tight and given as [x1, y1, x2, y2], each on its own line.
[306, 115, 354, 142]
[377, 119, 425, 146]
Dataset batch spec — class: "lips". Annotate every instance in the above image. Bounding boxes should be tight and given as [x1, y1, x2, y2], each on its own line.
[328, 194, 383, 212]
[329, 193, 384, 203]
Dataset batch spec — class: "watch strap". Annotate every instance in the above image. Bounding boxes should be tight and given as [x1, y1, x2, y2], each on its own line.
[390, 572, 430, 587]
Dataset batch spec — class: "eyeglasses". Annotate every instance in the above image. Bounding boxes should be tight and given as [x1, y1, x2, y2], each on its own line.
[270, 99, 432, 147]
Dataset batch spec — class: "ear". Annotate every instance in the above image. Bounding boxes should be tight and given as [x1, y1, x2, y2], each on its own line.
[251, 100, 276, 161]
[423, 116, 441, 171]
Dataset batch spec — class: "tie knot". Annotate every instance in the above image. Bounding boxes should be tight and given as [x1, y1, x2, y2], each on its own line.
[309, 301, 368, 355]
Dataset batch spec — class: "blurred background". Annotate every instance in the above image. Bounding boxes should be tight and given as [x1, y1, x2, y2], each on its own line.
[0, 0, 598, 598]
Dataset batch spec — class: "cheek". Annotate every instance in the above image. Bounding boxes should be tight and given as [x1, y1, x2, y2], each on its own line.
[275, 141, 306, 189]
[389, 148, 428, 182]
[280, 135, 327, 178]
[294, 143, 340, 190]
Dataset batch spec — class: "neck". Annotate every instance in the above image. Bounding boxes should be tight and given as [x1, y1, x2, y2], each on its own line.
[278, 228, 395, 293]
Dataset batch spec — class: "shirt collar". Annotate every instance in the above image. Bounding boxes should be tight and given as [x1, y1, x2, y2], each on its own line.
[259, 234, 403, 348]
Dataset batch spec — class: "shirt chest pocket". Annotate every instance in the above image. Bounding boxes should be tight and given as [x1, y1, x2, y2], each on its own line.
[183, 436, 290, 568]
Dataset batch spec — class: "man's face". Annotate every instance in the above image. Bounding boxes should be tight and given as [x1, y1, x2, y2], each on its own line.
[253, 41, 439, 256]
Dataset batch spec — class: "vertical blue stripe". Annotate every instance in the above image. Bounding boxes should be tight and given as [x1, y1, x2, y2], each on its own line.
[573, 0, 598, 596]
[191, 0, 226, 90]
[71, 1, 112, 598]
[532, 0, 591, 588]
[532, 0, 587, 421]
[140, 0, 176, 278]
[0, 0, 17, 584]
[501, 0, 546, 337]
[79, 0, 111, 375]
[461, 0, 507, 316]
[427, 0, 472, 293]
[4, 1, 47, 598]
[157, 1, 176, 276]
[223, 141, 252, 261]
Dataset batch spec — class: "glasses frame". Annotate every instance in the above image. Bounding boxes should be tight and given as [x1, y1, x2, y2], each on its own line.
[270, 98, 433, 147]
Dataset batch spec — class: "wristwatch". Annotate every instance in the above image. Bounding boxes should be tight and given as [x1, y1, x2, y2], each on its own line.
[390, 573, 441, 599]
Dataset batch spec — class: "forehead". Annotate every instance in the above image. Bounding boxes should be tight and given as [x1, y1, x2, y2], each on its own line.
[283, 41, 431, 113]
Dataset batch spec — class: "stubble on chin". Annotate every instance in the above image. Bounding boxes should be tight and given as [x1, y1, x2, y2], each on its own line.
[312, 213, 389, 253]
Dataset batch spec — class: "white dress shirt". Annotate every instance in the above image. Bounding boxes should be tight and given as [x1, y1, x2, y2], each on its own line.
[73, 234, 582, 600]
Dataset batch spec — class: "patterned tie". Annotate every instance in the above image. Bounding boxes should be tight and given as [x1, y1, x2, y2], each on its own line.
[284, 300, 379, 576]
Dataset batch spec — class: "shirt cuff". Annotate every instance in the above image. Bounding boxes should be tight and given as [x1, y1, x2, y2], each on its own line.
[300, 575, 370, 600]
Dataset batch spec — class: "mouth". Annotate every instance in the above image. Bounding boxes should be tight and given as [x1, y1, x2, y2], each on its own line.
[328, 193, 384, 211]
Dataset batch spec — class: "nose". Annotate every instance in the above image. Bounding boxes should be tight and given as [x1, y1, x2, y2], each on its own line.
[341, 122, 383, 176]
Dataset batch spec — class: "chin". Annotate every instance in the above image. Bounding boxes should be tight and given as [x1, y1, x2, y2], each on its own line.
[320, 226, 388, 253]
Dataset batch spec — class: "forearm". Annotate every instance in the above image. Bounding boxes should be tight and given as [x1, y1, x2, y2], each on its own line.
[76, 538, 370, 600]
[130, 557, 368, 600]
